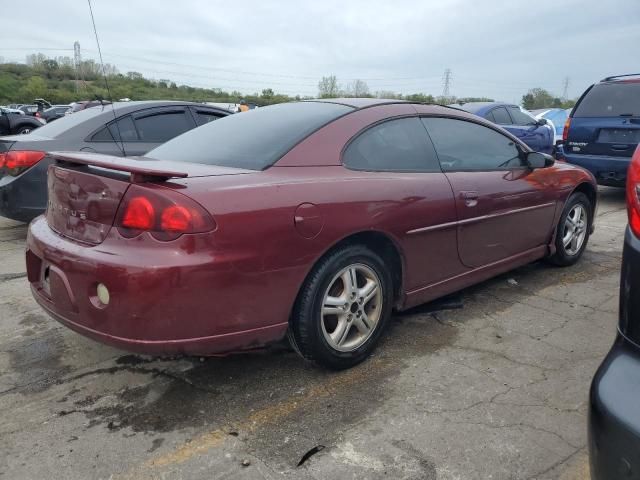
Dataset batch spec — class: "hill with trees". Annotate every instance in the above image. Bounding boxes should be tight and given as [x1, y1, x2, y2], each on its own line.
[0, 53, 572, 110]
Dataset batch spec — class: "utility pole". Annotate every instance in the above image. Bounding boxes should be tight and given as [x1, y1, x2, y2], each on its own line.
[442, 68, 452, 100]
[562, 76, 570, 102]
[74, 41, 82, 91]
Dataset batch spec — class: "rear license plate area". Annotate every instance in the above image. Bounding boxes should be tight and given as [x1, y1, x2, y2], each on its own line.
[597, 129, 640, 144]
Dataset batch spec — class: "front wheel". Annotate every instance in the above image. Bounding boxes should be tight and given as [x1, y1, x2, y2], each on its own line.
[16, 126, 32, 134]
[289, 245, 393, 369]
[548, 192, 592, 266]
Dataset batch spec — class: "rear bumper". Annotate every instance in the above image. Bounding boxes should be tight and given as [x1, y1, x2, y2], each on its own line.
[589, 333, 640, 480]
[26, 217, 293, 355]
[0, 159, 49, 222]
[562, 153, 630, 187]
[589, 228, 640, 479]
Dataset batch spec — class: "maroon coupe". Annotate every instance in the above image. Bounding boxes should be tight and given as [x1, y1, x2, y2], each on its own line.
[26, 99, 597, 369]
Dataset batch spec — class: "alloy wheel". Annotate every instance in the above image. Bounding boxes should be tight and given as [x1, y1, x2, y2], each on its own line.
[562, 203, 587, 256]
[320, 263, 382, 352]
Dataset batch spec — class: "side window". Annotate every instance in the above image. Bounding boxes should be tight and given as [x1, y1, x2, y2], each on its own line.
[343, 117, 440, 172]
[491, 107, 512, 125]
[90, 126, 115, 142]
[107, 116, 138, 142]
[422, 117, 523, 171]
[193, 109, 223, 126]
[134, 110, 195, 142]
[484, 110, 496, 123]
[508, 107, 537, 126]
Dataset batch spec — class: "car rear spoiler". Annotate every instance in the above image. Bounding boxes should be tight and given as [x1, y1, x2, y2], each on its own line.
[50, 151, 189, 182]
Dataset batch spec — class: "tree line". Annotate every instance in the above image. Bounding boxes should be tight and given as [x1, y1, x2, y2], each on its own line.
[1, 53, 574, 110]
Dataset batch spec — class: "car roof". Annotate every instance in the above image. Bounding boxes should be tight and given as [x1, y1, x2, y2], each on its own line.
[306, 98, 408, 109]
[455, 101, 517, 114]
[600, 73, 640, 83]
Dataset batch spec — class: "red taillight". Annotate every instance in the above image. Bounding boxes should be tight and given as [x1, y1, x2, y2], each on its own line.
[2, 150, 46, 174]
[121, 196, 155, 230]
[562, 117, 571, 143]
[116, 184, 215, 240]
[627, 146, 640, 237]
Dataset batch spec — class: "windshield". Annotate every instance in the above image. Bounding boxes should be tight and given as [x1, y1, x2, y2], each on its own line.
[146, 102, 354, 170]
[574, 82, 640, 117]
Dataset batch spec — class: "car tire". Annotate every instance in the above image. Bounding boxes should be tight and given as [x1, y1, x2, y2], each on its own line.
[548, 192, 592, 266]
[289, 244, 393, 370]
[16, 126, 32, 134]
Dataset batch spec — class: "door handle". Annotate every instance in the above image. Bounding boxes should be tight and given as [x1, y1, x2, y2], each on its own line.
[612, 144, 630, 151]
[461, 191, 479, 207]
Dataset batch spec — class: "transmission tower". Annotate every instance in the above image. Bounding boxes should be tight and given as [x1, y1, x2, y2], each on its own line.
[74, 41, 82, 90]
[442, 68, 452, 99]
[562, 76, 570, 102]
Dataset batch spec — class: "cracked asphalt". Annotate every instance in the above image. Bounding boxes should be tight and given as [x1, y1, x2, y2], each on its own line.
[0, 188, 626, 480]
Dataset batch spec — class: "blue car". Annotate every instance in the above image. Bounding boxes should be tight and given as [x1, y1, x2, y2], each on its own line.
[563, 74, 640, 187]
[530, 108, 571, 144]
[456, 102, 554, 154]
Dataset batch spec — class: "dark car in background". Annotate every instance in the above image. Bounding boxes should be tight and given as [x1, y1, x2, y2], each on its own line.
[589, 145, 640, 479]
[0, 107, 45, 135]
[68, 100, 111, 114]
[0, 101, 229, 222]
[562, 74, 640, 187]
[455, 102, 555, 155]
[41, 105, 72, 123]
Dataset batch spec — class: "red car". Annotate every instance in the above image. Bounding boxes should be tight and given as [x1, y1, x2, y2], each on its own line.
[26, 99, 597, 369]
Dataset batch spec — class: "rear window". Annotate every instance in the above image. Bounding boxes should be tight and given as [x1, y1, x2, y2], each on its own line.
[25, 106, 106, 138]
[574, 82, 640, 117]
[146, 102, 353, 170]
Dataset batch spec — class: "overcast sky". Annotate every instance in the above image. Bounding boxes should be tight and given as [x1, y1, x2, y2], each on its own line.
[2, 0, 639, 103]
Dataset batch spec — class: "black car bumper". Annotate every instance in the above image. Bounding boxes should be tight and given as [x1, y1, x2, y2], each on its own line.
[0, 159, 49, 222]
[589, 333, 640, 479]
[589, 228, 640, 479]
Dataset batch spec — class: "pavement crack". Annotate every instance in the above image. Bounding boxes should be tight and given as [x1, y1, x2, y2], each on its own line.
[525, 446, 585, 480]
[0, 272, 27, 282]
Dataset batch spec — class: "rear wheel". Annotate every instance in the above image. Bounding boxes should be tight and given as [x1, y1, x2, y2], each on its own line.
[289, 244, 393, 369]
[548, 192, 592, 266]
[16, 126, 32, 134]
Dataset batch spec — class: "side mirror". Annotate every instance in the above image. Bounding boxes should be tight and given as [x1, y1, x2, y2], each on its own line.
[526, 151, 555, 169]
[537, 118, 548, 126]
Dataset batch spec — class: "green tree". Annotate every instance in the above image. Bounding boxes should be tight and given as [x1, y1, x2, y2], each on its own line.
[18, 76, 48, 102]
[522, 88, 557, 109]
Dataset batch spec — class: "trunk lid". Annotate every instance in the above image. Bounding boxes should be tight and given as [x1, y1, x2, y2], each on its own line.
[46, 152, 252, 245]
[566, 116, 640, 158]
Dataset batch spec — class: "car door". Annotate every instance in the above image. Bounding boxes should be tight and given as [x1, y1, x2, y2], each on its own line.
[422, 116, 557, 269]
[342, 116, 463, 291]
